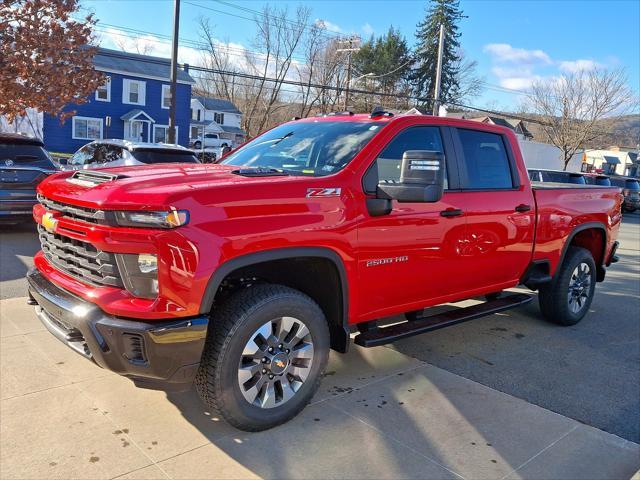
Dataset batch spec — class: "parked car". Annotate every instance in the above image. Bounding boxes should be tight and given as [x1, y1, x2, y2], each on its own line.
[583, 173, 612, 186]
[192, 133, 230, 150]
[528, 168, 586, 184]
[0, 133, 57, 223]
[62, 140, 199, 170]
[29, 113, 621, 432]
[609, 176, 640, 212]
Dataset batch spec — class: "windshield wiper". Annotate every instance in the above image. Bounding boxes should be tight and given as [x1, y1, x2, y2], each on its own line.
[232, 167, 290, 177]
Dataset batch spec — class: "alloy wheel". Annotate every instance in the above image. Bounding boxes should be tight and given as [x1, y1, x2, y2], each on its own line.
[237, 317, 314, 408]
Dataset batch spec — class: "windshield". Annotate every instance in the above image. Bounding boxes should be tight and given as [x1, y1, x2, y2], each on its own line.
[221, 120, 385, 176]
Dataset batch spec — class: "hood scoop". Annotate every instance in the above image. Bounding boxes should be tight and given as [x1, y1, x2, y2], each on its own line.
[67, 170, 128, 187]
[232, 167, 288, 177]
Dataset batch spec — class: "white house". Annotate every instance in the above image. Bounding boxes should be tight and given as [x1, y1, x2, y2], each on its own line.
[190, 96, 245, 146]
[582, 148, 638, 176]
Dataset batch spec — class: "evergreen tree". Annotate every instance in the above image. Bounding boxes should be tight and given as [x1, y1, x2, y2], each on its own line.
[352, 27, 412, 109]
[412, 0, 465, 109]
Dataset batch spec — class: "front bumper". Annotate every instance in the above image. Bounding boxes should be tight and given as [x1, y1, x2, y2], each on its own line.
[27, 267, 209, 391]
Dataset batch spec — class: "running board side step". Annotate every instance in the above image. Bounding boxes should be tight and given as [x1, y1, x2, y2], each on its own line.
[354, 293, 533, 348]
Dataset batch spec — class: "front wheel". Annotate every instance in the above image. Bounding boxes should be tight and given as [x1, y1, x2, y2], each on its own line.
[538, 247, 596, 326]
[196, 284, 330, 431]
[193, 141, 202, 149]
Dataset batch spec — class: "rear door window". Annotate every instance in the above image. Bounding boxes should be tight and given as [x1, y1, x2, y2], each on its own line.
[131, 150, 199, 164]
[455, 129, 513, 189]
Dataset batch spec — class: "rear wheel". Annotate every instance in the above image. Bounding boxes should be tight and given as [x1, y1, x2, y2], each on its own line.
[538, 247, 596, 326]
[196, 284, 329, 431]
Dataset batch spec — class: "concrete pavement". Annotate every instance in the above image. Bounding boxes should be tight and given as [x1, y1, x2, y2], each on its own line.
[1, 297, 639, 479]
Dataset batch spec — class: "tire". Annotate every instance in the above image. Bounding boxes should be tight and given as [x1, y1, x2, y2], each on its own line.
[538, 247, 596, 326]
[194, 141, 202, 149]
[196, 284, 330, 431]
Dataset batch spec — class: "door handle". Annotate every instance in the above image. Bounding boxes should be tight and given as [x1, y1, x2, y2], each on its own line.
[515, 204, 531, 213]
[440, 208, 463, 218]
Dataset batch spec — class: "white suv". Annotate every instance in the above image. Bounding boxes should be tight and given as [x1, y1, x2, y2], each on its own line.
[192, 133, 230, 149]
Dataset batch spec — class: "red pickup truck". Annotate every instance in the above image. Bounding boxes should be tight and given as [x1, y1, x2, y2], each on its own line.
[28, 112, 622, 431]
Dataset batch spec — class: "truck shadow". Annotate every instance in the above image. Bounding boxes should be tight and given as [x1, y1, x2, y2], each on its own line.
[162, 342, 544, 478]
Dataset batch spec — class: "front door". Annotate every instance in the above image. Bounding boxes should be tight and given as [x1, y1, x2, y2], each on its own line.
[356, 126, 471, 322]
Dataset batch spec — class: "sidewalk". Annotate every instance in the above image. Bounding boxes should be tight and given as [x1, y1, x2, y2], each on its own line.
[1, 297, 638, 480]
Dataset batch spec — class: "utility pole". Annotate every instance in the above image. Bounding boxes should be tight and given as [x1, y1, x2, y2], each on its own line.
[337, 36, 360, 111]
[432, 24, 445, 116]
[168, 0, 181, 144]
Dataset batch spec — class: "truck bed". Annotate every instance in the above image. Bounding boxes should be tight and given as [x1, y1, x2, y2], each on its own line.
[531, 183, 622, 276]
[531, 182, 619, 190]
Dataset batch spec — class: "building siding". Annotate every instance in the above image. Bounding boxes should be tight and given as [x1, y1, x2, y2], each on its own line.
[43, 72, 192, 153]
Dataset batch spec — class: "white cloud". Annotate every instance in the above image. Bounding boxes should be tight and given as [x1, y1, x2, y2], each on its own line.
[558, 59, 601, 73]
[483, 43, 552, 65]
[315, 19, 342, 33]
[361, 23, 374, 36]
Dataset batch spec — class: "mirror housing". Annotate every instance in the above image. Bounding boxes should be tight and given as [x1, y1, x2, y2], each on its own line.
[377, 150, 445, 203]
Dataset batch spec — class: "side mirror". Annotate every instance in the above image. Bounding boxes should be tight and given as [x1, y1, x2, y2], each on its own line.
[58, 157, 68, 165]
[377, 150, 445, 203]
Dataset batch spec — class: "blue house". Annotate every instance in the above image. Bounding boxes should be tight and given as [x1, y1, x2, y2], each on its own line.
[43, 48, 195, 153]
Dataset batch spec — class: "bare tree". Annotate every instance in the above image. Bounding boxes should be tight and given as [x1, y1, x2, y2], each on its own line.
[528, 68, 637, 170]
[452, 50, 483, 104]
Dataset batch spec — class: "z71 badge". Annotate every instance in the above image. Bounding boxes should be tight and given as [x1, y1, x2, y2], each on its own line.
[306, 187, 341, 198]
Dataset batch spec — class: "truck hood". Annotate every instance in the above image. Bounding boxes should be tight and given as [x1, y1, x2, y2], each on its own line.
[37, 163, 298, 210]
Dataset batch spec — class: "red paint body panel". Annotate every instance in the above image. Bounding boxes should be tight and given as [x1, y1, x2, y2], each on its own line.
[33, 115, 621, 326]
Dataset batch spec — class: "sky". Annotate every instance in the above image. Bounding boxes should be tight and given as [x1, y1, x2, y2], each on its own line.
[82, 0, 640, 111]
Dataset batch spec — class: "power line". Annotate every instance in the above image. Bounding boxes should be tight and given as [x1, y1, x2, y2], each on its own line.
[94, 49, 548, 125]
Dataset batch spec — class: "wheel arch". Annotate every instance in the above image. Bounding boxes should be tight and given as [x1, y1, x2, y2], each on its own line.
[557, 222, 607, 282]
[200, 247, 350, 353]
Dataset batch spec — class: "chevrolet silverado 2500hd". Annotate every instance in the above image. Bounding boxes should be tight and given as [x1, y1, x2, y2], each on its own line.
[27, 112, 622, 431]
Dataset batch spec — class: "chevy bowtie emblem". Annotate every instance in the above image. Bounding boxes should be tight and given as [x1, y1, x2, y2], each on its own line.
[42, 212, 59, 233]
[275, 359, 286, 369]
[4, 159, 14, 166]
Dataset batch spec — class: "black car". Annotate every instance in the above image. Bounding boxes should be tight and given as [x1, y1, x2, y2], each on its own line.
[609, 176, 640, 213]
[528, 168, 586, 184]
[0, 133, 57, 224]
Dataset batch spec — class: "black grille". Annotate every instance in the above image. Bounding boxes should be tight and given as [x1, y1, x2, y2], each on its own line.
[38, 225, 122, 287]
[37, 194, 106, 224]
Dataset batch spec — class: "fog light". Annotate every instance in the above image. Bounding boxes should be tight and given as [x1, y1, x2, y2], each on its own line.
[138, 254, 158, 274]
[115, 254, 159, 299]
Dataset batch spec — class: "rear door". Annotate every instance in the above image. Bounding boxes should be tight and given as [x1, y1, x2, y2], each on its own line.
[448, 128, 535, 292]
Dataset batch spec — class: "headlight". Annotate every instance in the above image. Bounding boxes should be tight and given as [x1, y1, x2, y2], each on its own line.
[114, 210, 189, 228]
[115, 253, 159, 299]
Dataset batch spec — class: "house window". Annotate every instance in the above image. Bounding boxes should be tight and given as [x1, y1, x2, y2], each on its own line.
[153, 125, 178, 144]
[162, 85, 171, 109]
[191, 108, 201, 121]
[123, 79, 146, 106]
[72, 116, 103, 140]
[214, 112, 224, 124]
[190, 126, 201, 139]
[95, 77, 111, 102]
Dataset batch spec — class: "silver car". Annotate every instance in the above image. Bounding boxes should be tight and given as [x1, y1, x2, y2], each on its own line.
[62, 140, 199, 170]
